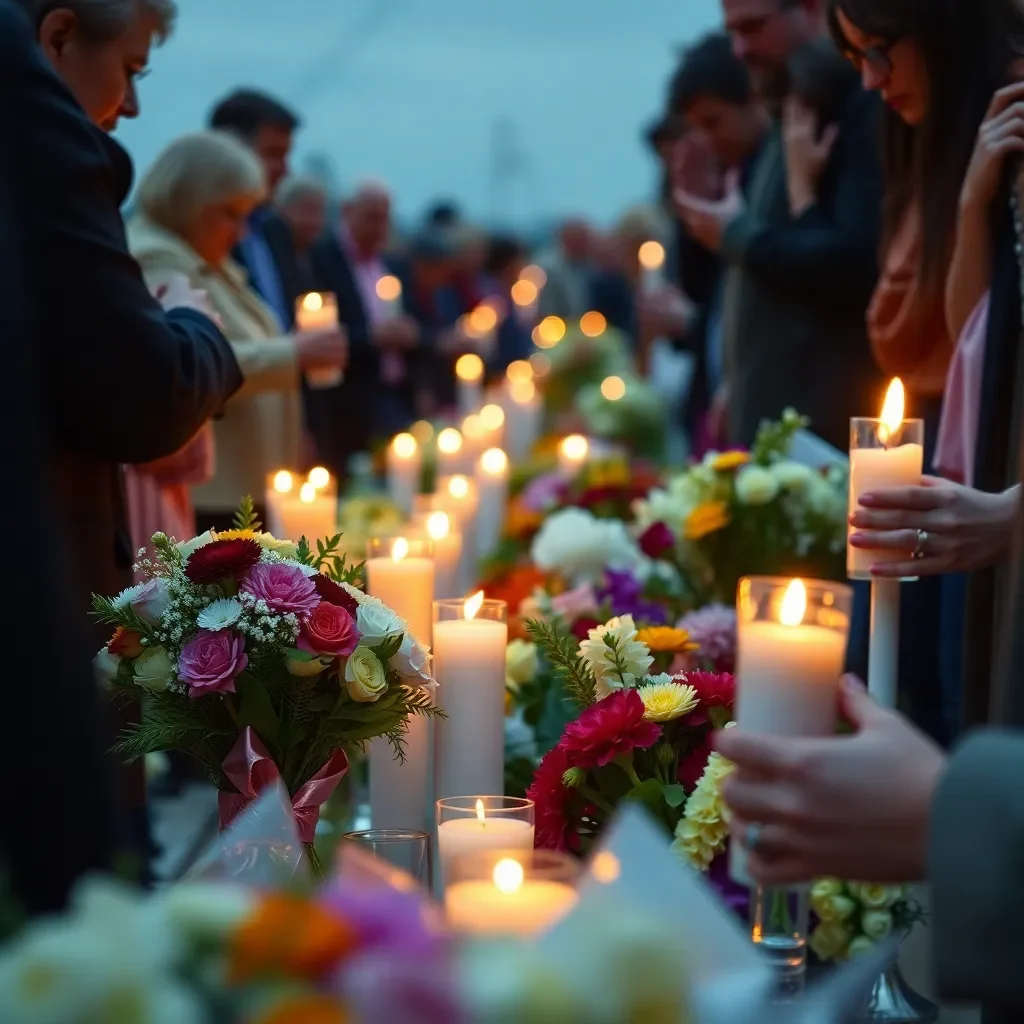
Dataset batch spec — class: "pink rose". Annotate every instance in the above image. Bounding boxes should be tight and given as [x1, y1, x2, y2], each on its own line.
[550, 583, 599, 624]
[178, 629, 248, 697]
[240, 562, 319, 616]
[298, 602, 360, 658]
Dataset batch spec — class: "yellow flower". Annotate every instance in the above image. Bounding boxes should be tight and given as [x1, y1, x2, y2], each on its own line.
[636, 626, 699, 654]
[683, 501, 731, 541]
[671, 751, 735, 870]
[710, 450, 751, 472]
[505, 639, 539, 691]
[638, 679, 699, 722]
[214, 528, 257, 541]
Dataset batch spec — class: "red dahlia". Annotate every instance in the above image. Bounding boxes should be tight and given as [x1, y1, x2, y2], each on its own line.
[185, 538, 262, 585]
[527, 742, 579, 853]
[680, 671, 735, 726]
[313, 574, 359, 617]
[562, 689, 661, 770]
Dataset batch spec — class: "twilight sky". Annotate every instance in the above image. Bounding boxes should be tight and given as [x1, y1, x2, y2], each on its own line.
[116, 0, 722, 228]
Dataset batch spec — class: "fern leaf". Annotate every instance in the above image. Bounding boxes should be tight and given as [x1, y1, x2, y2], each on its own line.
[525, 617, 596, 709]
[233, 496, 262, 532]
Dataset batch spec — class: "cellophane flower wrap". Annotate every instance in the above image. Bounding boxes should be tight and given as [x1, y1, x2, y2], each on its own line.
[93, 498, 442, 846]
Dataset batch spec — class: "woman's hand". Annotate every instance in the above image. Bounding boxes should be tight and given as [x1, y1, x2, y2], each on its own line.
[293, 326, 349, 372]
[715, 677, 945, 885]
[849, 476, 1019, 577]
[959, 80, 1024, 213]
[782, 97, 838, 216]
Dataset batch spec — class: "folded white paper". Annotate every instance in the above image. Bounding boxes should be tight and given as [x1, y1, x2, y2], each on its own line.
[789, 428, 848, 470]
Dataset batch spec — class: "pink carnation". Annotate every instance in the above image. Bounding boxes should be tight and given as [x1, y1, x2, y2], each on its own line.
[240, 562, 319, 616]
[527, 743, 578, 852]
[550, 582, 599, 624]
[562, 689, 661, 769]
[178, 629, 248, 697]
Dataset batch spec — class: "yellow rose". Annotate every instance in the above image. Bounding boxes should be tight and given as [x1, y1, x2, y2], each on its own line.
[808, 921, 851, 962]
[810, 878, 844, 902]
[683, 501, 731, 541]
[505, 639, 539, 691]
[849, 882, 905, 909]
[344, 646, 388, 702]
[133, 646, 173, 691]
[861, 909, 894, 941]
[814, 893, 857, 924]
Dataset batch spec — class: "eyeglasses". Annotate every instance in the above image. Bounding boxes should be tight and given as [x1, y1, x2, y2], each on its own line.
[843, 40, 898, 78]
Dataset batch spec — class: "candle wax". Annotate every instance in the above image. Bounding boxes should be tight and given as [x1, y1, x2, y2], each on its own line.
[364, 556, 434, 650]
[386, 451, 422, 518]
[266, 493, 336, 546]
[445, 879, 576, 937]
[436, 816, 534, 884]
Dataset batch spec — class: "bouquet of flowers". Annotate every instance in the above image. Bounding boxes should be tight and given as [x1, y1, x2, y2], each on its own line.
[524, 612, 740, 903]
[576, 374, 667, 459]
[94, 499, 442, 871]
[633, 410, 848, 605]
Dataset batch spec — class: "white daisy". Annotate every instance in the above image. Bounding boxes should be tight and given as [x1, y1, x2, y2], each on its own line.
[196, 598, 242, 631]
[112, 584, 146, 610]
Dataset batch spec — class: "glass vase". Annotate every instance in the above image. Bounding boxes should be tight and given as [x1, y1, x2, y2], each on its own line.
[751, 885, 810, 1000]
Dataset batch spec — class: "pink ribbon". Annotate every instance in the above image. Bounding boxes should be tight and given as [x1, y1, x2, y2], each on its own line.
[218, 727, 349, 843]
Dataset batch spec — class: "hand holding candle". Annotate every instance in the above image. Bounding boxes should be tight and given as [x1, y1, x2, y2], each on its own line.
[295, 292, 344, 388]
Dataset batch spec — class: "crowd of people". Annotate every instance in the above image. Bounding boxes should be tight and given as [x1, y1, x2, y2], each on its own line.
[5, 0, 1024, 1013]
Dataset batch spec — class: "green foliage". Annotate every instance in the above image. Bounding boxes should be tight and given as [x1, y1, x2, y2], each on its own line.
[751, 407, 808, 465]
[524, 618, 597, 709]
[296, 533, 365, 586]
[90, 595, 153, 637]
[233, 496, 262, 532]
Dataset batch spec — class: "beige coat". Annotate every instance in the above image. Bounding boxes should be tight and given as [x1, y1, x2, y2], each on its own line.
[126, 215, 300, 513]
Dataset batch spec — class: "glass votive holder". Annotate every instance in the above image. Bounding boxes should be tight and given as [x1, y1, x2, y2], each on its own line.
[436, 795, 532, 890]
[444, 847, 579, 938]
[342, 828, 432, 888]
[848, 415, 924, 581]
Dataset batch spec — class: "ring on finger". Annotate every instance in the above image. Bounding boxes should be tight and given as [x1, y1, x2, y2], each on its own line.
[743, 822, 764, 856]
[912, 528, 929, 560]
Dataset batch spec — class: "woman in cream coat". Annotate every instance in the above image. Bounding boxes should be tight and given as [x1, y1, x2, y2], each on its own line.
[127, 131, 347, 530]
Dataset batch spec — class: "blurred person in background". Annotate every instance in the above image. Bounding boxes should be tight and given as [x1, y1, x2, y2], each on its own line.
[482, 234, 532, 374]
[277, 175, 329, 294]
[449, 221, 489, 313]
[538, 217, 596, 321]
[127, 132, 347, 533]
[425, 199, 461, 232]
[310, 180, 422, 475]
[673, 0, 884, 452]
[210, 89, 303, 330]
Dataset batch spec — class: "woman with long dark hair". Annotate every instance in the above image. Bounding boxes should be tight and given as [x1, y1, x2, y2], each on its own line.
[825, 0, 1024, 738]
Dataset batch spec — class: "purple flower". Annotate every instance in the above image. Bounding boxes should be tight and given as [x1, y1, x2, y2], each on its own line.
[709, 848, 750, 922]
[675, 604, 737, 673]
[638, 521, 675, 559]
[597, 569, 668, 625]
[178, 629, 248, 697]
[240, 562, 319, 616]
[520, 471, 569, 512]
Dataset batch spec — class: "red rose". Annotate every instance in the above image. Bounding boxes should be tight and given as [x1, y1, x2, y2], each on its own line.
[298, 601, 360, 658]
[527, 743, 579, 853]
[185, 538, 262, 585]
[314, 575, 359, 617]
[680, 671, 735, 726]
[638, 522, 675, 559]
[678, 736, 713, 790]
[571, 616, 601, 641]
[562, 689, 661, 769]
[108, 626, 144, 658]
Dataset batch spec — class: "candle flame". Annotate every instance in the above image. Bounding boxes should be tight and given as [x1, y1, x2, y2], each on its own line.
[448, 475, 470, 500]
[780, 579, 807, 628]
[273, 470, 294, 494]
[506, 359, 533, 384]
[437, 428, 463, 455]
[493, 858, 525, 895]
[391, 537, 410, 563]
[879, 378, 905, 445]
[455, 352, 484, 383]
[475, 798, 486, 824]
[479, 404, 505, 431]
[392, 432, 418, 459]
[560, 434, 589, 462]
[301, 292, 324, 312]
[481, 448, 508, 475]
[375, 275, 402, 302]
[299, 482, 317, 504]
[426, 511, 450, 541]
[638, 240, 666, 271]
[510, 379, 536, 404]
[307, 466, 330, 490]
[465, 590, 485, 620]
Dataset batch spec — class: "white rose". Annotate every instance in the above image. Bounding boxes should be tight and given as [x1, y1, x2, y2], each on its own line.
[530, 507, 641, 583]
[355, 594, 405, 646]
[133, 647, 174, 691]
[734, 465, 780, 506]
[345, 647, 388, 702]
[129, 578, 171, 624]
[94, 647, 121, 689]
[392, 632, 434, 687]
[770, 460, 815, 491]
[861, 909, 894, 941]
[175, 531, 217, 559]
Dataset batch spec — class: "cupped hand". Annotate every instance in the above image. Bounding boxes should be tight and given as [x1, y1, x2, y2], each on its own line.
[960, 80, 1024, 211]
[848, 476, 1019, 577]
[715, 677, 945, 885]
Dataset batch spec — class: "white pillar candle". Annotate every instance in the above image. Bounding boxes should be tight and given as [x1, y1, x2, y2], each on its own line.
[366, 534, 435, 832]
[436, 428, 465, 478]
[421, 510, 463, 600]
[386, 433, 422, 517]
[511, 277, 541, 328]
[437, 801, 535, 885]
[436, 475, 480, 595]
[296, 292, 342, 389]
[475, 448, 509, 559]
[456, 353, 485, 415]
[478, 403, 506, 454]
[503, 380, 542, 463]
[266, 476, 337, 545]
[375, 274, 403, 319]
[637, 240, 666, 294]
[557, 434, 590, 477]
[730, 577, 851, 885]
[433, 594, 508, 802]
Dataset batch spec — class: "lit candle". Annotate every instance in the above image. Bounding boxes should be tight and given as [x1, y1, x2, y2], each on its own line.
[376, 275, 403, 319]
[511, 276, 540, 327]
[849, 378, 923, 708]
[503, 379, 542, 462]
[436, 475, 480, 595]
[730, 577, 851, 884]
[558, 434, 590, 477]
[637, 240, 666, 294]
[365, 534, 435, 832]
[423, 511, 462, 600]
[475, 448, 509, 559]
[437, 799, 535, 887]
[461, 413, 485, 468]
[295, 292, 342, 389]
[478, 402, 506, 453]
[433, 593, 508, 801]
[456, 353, 485, 415]
[465, 303, 499, 361]
[307, 466, 331, 491]
[386, 432, 422, 517]
[445, 856, 576, 938]
[266, 476, 336, 545]
[436, 427, 465, 478]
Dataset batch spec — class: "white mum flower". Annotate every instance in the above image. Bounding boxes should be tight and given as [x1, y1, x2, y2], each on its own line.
[770, 459, 816, 491]
[578, 615, 654, 699]
[196, 598, 243, 631]
[530, 507, 641, 583]
[734, 465, 780, 506]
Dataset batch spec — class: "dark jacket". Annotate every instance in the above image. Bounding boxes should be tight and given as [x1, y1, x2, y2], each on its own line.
[4, 1, 243, 622]
[720, 83, 885, 450]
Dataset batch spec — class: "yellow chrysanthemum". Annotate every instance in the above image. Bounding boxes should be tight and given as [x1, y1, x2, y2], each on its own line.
[710, 450, 751, 472]
[214, 529, 257, 541]
[638, 680, 699, 722]
[672, 752, 735, 871]
[636, 626, 700, 654]
[683, 501, 731, 541]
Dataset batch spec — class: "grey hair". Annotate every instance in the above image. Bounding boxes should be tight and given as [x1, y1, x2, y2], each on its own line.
[136, 131, 266, 239]
[276, 176, 327, 208]
[24, 0, 177, 43]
